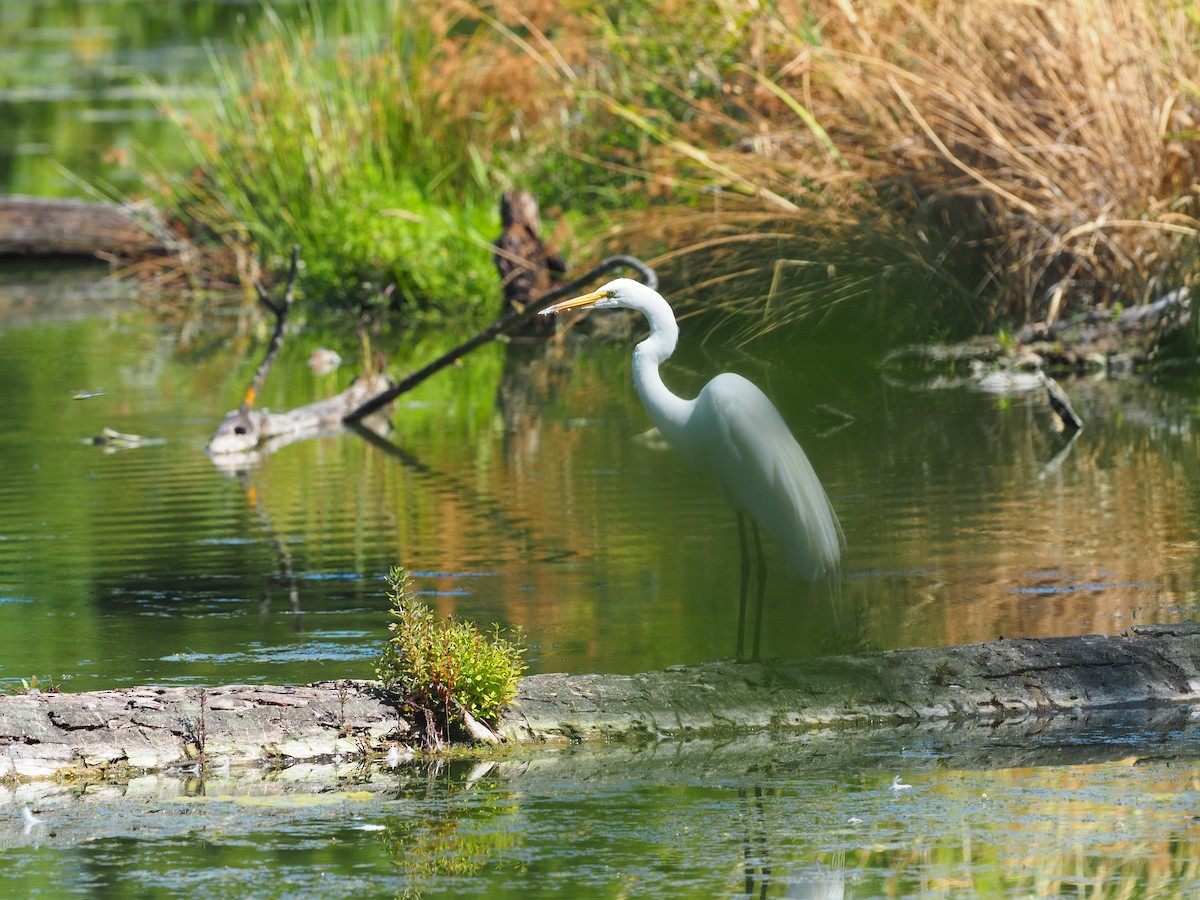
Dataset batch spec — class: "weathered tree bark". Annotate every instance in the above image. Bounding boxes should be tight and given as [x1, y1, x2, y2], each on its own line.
[493, 190, 567, 321]
[3, 624, 1198, 780]
[0, 196, 169, 258]
[501, 623, 1200, 742]
[0, 682, 405, 781]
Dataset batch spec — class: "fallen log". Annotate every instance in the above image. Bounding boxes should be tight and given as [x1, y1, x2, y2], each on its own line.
[0, 681, 406, 781]
[882, 286, 1191, 386]
[0, 196, 169, 258]
[3, 624, 1198, 780]
[503, 623, 1200, 742]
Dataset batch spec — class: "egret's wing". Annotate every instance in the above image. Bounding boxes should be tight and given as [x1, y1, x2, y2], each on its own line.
[695, 374, 842, 580]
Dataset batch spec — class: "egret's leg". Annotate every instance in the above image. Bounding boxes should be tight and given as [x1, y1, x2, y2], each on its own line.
[736, 512, 750, 659]
[750, 521, 768, 661]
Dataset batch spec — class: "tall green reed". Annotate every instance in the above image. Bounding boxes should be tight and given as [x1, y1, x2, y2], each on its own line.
[160, 3, 509, 315]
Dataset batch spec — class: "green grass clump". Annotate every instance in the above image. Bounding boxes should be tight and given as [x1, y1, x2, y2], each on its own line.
[159, 5, 509, 315]
[376, 567, 526, 743]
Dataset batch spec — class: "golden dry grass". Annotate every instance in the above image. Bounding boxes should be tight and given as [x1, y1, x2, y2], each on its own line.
[555, 0, 1200, 338]
[156, 0, 1200, 335]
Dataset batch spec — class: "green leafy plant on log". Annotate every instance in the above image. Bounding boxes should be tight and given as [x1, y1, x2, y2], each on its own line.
[376, 567, 526, 748]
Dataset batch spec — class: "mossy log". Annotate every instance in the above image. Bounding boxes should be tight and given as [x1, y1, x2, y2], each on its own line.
[0, 196, 169, 258]
[2, 624, 1198, 780]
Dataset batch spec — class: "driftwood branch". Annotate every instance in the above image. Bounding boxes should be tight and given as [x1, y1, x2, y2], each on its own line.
[241, 245, 300, 412]
[207, 246, 395, 458]
[343, 255, 658, 423]
[207, 373, 392, 457]
[1042, 372, 1083, 433]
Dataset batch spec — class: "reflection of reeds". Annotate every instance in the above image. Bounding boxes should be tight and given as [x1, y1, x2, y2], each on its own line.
[842, 760, 1200, 896]
[382, 759, 522, 895]
[832, 379, 1200, 651]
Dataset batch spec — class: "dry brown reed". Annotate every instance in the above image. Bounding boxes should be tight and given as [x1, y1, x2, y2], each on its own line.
[150, 0, 1200, 337]
[581, 0, 1200, 340]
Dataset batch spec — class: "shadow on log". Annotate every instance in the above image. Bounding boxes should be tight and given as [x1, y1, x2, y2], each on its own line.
[3, 624, 1200, 780]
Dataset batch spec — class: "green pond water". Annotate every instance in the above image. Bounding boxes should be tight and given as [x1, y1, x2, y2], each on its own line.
[4, 264, 1200, 899]
[5, 717, 1200, 898]
[3, 288, 1198, 687]
[5, 1, 1200, 896]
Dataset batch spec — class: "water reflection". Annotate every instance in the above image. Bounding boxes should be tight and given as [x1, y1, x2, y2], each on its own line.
[3, 299, 1200, 688]
[0, 0, 389, 197]
[739, 786, 774, 899]
[6, 720, 1200, 897]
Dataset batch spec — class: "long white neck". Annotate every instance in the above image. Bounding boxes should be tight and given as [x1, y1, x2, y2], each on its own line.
[630, 297, 696, 459]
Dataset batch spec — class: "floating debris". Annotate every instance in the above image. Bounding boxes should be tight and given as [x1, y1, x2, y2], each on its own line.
[308, 348, 342, 375]
[88, 428, 161, 451]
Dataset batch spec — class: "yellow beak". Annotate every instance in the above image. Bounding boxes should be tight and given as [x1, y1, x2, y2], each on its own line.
[539, 288, 608, 315]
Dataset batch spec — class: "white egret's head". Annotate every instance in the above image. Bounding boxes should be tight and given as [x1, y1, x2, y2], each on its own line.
[539, 278, 653, 315]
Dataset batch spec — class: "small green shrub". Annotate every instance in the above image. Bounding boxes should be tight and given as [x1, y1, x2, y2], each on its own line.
[376, 567, 526, 740]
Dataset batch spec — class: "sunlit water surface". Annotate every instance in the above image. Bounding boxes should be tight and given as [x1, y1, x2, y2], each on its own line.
[4, 280, 1200, 897]
[2, 290, 1199, 688]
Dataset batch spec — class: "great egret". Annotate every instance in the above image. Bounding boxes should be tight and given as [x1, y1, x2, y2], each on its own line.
[541, 278, 843, 659]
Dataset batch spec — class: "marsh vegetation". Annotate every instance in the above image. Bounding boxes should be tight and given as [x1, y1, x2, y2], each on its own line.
[132, 0, 1200, 350]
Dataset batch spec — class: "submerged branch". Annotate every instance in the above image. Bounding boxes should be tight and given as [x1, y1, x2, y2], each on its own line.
[342, 255, 657, 423]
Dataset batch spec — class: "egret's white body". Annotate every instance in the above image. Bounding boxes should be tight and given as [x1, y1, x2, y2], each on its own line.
[542, 278, 843, 657]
